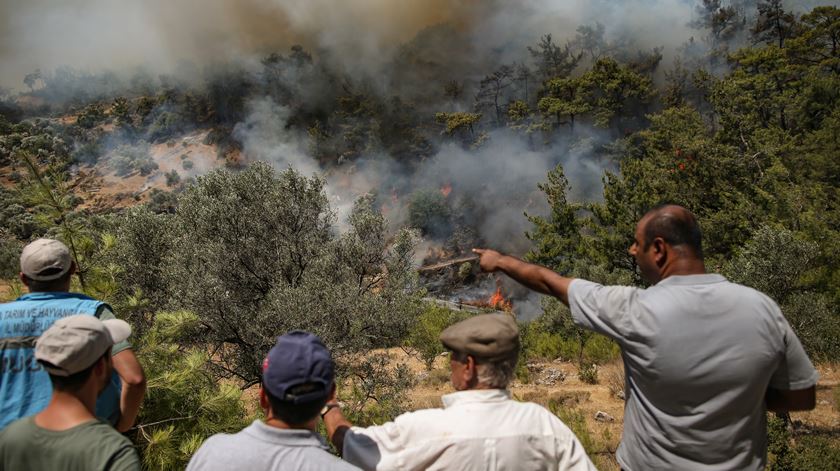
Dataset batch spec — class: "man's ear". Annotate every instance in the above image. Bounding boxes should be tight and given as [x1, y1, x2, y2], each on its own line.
[652, 237, 668, 264]
[19, 272, 28, 287]
[93, 355, 108, 377]
[259, 386, 269, 412]
[465, 355, 477, 381]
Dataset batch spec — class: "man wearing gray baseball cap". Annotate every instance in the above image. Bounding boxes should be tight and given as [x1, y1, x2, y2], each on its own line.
[0, 238, 146, 431]
[0, 315, 141, 470]
[323, 313, 595, 470]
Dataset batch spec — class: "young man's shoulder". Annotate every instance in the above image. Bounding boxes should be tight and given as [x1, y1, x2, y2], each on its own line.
[0, 418, 138, 469]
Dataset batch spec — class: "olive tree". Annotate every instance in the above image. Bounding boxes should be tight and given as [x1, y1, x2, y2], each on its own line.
[723, 225, 840, 360]
[112, 162, 422, 386]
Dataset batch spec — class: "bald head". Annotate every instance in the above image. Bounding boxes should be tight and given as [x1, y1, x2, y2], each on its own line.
[641, 205, 703, 258]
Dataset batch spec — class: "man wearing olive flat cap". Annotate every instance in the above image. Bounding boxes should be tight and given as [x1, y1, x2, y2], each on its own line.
[323, 313, 595, 471]
[0, 315, 141, 470]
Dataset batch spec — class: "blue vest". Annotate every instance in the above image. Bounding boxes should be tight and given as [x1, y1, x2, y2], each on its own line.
[0, 292, 122, 430]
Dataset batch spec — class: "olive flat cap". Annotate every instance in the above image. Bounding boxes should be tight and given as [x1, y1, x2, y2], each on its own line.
[440, 314, 520, 361]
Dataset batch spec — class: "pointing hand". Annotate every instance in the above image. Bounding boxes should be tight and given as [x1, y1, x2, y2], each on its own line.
[472, 248, 504, 273]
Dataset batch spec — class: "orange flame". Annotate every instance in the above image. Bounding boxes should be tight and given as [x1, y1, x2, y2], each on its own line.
[488, 286, 513, 311]
[440, 183, 452, 198]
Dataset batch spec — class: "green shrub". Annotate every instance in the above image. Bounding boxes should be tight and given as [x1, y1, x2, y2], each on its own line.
[767, 413, 840, 470]
[339, 353, 416, 427]
[408, 305, 471, 370]
[523, 327, 564, 360]
[785, 435, 840, 470]
[408, 189, 451, 238]
[181, 159, 193, 170]
[110, 143, 155, 177]
[579, 363, 598, 384]
[165, 170, 180, 187]
[132, 311, 254, 470]
[548, 401, 596, 453]
[137, 159, 158, 176]
[582, 335, 620, 365]
[0, 235, 23, 279]
[423, 367, 451, 387]
[76, 103, 105, 129]
[521, 308, 619, 365]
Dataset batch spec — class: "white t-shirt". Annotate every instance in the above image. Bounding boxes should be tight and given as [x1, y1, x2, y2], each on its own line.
[568, 274, 819, 471]
[342, 389, 596, 471]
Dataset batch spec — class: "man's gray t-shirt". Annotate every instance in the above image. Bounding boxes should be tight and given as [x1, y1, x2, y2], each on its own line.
[568, 274, 818, 471]
[186, 420, 360, 471]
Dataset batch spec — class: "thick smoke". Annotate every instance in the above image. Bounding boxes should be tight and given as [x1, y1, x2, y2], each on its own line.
[0, 0, 461, 90]
[7, 0, 825, 90]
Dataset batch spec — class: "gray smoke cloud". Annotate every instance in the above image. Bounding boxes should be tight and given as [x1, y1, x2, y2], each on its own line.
[8, 0, 823, 91]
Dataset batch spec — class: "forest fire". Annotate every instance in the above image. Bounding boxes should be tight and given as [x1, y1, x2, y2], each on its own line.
[488, 286, 513, 311]
[440, 183, 452, 198]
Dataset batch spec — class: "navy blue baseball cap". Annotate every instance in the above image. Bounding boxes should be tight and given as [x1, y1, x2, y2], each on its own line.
[262, 331, 334, 404]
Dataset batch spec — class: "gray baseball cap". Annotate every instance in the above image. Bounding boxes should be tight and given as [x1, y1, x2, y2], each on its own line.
[20, 238, 73, 281]
[35, 315, 131, 376]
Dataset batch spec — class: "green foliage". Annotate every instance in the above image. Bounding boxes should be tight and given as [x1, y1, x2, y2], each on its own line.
[165, 170, 180, 187]
[104, 207, 175, 330]
[767, 414, 840, 471]
[525, 164, 583, 273]
[76, 103, 106, 129]
[538, 77, 591, 130]
[537, 57, 653, 130]
[548, 402, 596, 452]
[527, 34, 581, 80]
[521, 300, 619, 366]
[147, 111, 188, 142]
[110, 143, 157, 177]
[407, 304, 471, 370]
[519, 323, 564, 361]
[339, 352, 416, 427]
[0, 233, 23, 279]
[408, 189, 451, 238]
[724, 226, 840, 360]
[111, 163, 422, 387]
[578, 363, 598, 384]
[434, 112, 482, 136]
[12, 150, 100, 291]
[132, 311, 253, 470]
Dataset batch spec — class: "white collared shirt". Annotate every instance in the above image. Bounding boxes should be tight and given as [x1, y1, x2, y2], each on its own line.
[342, 389, 596, 471]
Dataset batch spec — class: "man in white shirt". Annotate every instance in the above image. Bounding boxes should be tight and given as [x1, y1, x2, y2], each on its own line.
[473, 204, 818, 470]
[322, 313, 596, 471]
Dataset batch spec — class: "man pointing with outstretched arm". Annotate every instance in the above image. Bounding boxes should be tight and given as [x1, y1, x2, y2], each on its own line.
[474, 204, 818, 471]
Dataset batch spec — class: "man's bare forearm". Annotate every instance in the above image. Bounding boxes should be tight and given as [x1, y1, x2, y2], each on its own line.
[474, 249, 574, 305]
[112, 349, 147, 432]
[323, 407, 352, 455]
[117, 382, 146, 432]
[766, 386, 816, 413]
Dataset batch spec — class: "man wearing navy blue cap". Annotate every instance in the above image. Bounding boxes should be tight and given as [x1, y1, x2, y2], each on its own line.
[186, 331, 360, 471]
